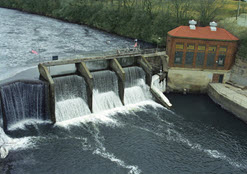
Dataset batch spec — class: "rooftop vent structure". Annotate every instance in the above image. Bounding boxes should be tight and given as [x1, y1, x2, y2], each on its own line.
[210, 21, 217, 31]
[189, 20, 197, 30]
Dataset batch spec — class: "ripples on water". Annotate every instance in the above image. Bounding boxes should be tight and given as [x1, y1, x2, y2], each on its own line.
[0, 8, 151, 81]
[1, 99, 247, 174]
[1, 7, 247, 174]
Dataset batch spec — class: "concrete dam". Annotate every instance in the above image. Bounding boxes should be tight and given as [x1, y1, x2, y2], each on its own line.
[0, 51, 171, 131]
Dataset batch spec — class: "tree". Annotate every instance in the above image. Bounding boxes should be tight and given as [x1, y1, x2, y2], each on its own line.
[170, 0, 192, 24]
[193, 0, 226, 26]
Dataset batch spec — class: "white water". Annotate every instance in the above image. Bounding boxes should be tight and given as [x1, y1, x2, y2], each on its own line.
[124, 82, 151, 105]
[54, 75, 91, 121]
[124, 67, 152, 105]
[0, 127, 34, 159]
[93, 91, 123, 113]
[55, 98, 91, 122]
[55, 100, 161, 128]
[92, 70, 123, 113]
[55, 102, 158, 174]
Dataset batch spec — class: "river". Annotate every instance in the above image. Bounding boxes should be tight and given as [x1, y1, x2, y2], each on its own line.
[0, 8, 150, 82]
[0, 8, 247, 174]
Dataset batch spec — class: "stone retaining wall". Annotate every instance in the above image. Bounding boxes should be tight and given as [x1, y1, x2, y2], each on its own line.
[230, 58, 247, 86]
[208, 83, 247, 123]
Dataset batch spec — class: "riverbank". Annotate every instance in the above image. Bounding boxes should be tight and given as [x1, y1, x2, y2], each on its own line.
[2, 0, 246, 48]
[208, 83, 247, 123]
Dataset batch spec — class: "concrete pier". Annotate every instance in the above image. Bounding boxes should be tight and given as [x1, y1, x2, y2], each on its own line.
[110, 58, 125, 105]
[137, 56, 153, 86]
[208, 83, 247, 122]
[38, 64, 56, 123]
[76, 62, 93, 112]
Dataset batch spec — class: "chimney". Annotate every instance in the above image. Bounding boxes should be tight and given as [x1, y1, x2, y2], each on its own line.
[210, 21, 217, 31]
[189, 20, 197, 30]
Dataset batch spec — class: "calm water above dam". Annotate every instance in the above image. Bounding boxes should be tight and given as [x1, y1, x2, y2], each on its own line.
[1, 8, 247, 174]
[0, 8, 150, 81]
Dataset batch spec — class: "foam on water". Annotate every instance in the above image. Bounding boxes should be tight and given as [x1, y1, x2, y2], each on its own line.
[93, 148, 141, 174]
[171, 129, 247, 170]
[7, 119, 51, 131]
[89, 121, 142, 174]
[55, 100, 162, 129]
[0, 127, 35, 158]
[137, 122, 247, 170]
[55, 101, 158, 174]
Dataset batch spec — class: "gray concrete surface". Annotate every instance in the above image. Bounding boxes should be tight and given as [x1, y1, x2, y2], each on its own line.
[208, 83, 247, 122]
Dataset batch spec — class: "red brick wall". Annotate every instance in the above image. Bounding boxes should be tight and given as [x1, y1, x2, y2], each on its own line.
[166, 36, 238, 70]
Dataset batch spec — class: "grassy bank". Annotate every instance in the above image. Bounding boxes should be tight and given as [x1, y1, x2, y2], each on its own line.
[0, 0, 246, 58]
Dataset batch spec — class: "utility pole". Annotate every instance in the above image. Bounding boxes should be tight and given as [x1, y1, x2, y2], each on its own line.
[237, 0, 241, 20]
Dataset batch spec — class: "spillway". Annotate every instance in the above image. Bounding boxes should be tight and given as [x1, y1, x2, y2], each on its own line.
[0, 81, 49, 128]
[124, 66, 152, 105]
[54, 75, 91, 122]
[91, 70, 123, 113]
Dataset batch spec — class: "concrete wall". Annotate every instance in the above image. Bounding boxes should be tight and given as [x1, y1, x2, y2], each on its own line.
[208, 84, 247, 123]
[230, 58, 247, 86]
[167, 68, 230, 93]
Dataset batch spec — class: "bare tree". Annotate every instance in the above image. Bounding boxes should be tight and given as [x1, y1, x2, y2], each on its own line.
[171, 0, 192, 24]
[193, 0, 226, 26]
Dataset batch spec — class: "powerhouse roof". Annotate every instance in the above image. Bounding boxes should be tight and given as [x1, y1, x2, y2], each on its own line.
[168, 26, 239, 41]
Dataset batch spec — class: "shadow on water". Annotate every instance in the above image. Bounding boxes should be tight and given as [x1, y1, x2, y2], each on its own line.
[166, 93, 247, 133]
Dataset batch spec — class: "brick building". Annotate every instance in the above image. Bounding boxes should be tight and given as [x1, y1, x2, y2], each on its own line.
[166, 22, 239, 70]
[166, 21, 239, 92]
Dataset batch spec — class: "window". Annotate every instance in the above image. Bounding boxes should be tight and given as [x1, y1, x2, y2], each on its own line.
[217, 55, 225, 66]
[184, 44, 195, 65]
[198, 45, 206, 51]
[208, 46, 217, 52]
[207, 45, 217, 67]
[196, 52, 205, 66]
[174, 51, 183, 64]
[217, 46, 227, 67]
[207, 53, 215, 67]
[185, 52, 194, 65]
[196, 45, 206, 67]
[219, 46, 227, 53]
[187, 44, 195, 50]
[176, 43, 184, 50]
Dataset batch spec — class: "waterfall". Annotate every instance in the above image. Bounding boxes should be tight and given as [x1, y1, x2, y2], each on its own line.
[0, 81, 49, 129]
[92, 70, 123, 113]
[124, 67, 152, 104]
[0, 99, 3, 128]
[54, 75, 91, 122]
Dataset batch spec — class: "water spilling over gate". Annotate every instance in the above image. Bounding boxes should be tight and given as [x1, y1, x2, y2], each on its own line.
[0, 50, 170, 131]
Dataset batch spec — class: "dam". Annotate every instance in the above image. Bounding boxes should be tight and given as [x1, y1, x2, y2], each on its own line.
[0, 49, 170, 130]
